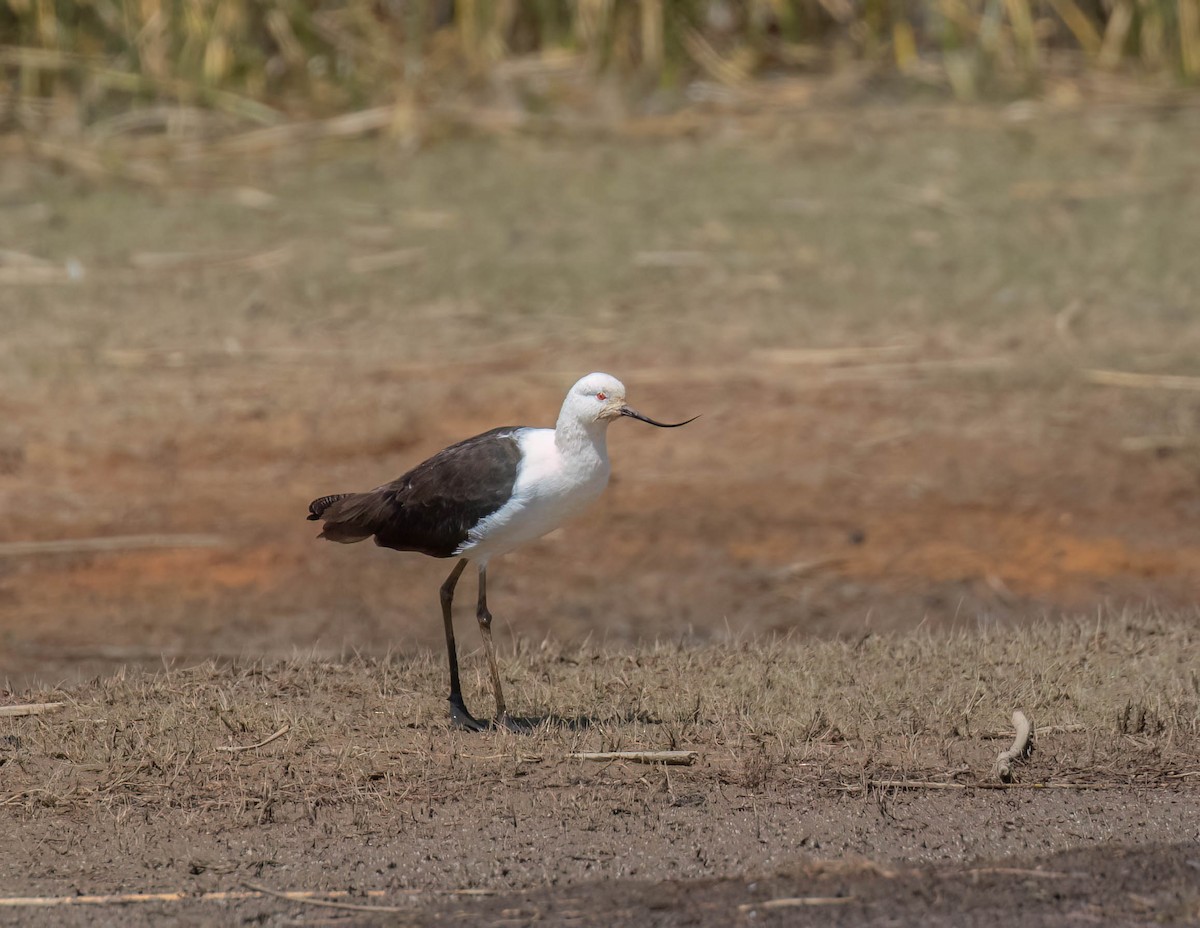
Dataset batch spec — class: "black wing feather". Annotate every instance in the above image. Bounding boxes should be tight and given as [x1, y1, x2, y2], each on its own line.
[308, 426, 524, 558]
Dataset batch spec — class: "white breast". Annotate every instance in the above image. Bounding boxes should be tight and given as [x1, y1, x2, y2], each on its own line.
[455, 428, 611, 562]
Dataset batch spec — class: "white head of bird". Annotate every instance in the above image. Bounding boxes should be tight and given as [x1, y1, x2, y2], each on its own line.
[558, 372, 628, 428]
[555, 372, 698, 442]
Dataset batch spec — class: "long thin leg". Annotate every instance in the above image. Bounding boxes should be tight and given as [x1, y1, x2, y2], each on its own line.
[476, 564, 508, 724]
[440, 558, 482, 731]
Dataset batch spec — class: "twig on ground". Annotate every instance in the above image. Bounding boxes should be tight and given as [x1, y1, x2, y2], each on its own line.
[774, 557, 846, 579]
[756, 344, 915, 366]
[348, 247, 426, 274]
[244, 882, 495, 912]
[1010, 177, 1150, 201]
[0, 535, 225, 558]
[25, 139, 171, 186]
[854, 428, 914, 450]
[0, 885, 496, 908]
[965, 867, 1075, 879]
[1119, 436, 1197, 453]
[0, 891, 195, 907]
[857, 779, 1115, 791]
[738, 897, 855, 911]
[216, 724, 291, 754]
[994, 710, 1034, 783]
[632, 250, 710, 268]
[568, 750, 697, 766]
[243, 882, 412, 914]
[0, 702, 65, 718]
[822, 356, 1013, 380]
[213, 105, 402, 155]
[0, 265, 79, 285]
[0, 248, 53, 267]
[1084, 369, 1200, 392]
[1054, 299, 1084, 345]
[977, 723, 1082, 739]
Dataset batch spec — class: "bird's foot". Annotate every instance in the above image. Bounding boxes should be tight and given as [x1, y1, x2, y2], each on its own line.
[448, 695, 487, 732]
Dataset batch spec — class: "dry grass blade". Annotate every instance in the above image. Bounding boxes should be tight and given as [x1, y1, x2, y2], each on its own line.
[0, 702, 65, 718]
[1045, 0, 1104, 54]
[568, 751, 698, 766]
[129, 246, 294, 273]
[216, 724, 291, 753]
[681, 27, 749, 86]
[1098, 0, 1135, 68]
[1184, 0, 1200, 77]
[632, 251, 710, 268]
[0, 46, 283, 124]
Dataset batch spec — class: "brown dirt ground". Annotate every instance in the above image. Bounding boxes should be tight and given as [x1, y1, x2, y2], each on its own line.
[2, 102, 1200, 924]
[3, 625, 1200, 926]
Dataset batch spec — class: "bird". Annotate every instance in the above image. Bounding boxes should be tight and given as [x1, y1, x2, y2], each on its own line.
[307, 372, 697, 731]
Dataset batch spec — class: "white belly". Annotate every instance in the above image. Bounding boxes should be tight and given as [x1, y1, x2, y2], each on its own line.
[456, 428, 610, 562]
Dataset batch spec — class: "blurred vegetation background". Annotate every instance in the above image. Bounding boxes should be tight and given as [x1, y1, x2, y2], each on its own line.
[2, 0, 1198, 136]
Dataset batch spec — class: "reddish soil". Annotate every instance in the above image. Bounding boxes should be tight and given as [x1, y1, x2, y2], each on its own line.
[5, 372, 1198, 688]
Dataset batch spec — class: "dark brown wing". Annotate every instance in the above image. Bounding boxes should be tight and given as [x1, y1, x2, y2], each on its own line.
[308, 426, 524, 558]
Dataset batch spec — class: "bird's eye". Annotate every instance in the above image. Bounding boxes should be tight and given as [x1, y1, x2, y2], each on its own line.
[596, 392, 606, 401]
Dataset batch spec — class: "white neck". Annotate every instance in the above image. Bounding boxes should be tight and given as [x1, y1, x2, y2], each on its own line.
[554, 408, 611, 464]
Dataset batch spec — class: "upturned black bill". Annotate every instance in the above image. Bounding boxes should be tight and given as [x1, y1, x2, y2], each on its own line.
[619, 406, 699, 428]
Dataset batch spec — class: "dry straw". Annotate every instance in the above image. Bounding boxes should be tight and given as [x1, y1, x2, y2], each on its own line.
[2, 614, 1198, 817]
[2, 0, 1198, 132]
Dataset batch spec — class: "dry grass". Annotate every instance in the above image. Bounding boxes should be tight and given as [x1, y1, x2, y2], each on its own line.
[4, 612, 1197, 819]
[3, 0, 1199, 145]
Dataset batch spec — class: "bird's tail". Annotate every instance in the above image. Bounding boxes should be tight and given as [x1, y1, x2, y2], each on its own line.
[308, 492, 375, 544]
[307, 493, 352, 521]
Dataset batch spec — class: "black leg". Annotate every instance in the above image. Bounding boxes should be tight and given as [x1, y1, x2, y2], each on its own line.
[440, 558, 482, 731]
[476, 565, 509, 725]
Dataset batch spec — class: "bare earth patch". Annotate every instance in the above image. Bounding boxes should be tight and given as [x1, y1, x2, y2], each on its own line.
[2, 105, 1200, 924]
[3, 617, 1200, 925]
[3, 107, 1200, 687]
